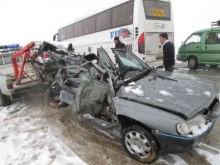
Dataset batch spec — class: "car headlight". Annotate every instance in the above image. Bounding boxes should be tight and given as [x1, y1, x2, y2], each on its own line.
[177, 115, 209, 136]
[187, 115, 206, 127]
[176, 122, 191, 136]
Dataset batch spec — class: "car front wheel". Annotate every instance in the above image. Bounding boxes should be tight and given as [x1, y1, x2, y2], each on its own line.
[122, 125, 158, 164]
[47, 83, 68, 108]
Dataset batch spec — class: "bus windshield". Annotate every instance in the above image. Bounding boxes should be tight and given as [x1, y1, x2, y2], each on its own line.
[143, 0, 171, 21]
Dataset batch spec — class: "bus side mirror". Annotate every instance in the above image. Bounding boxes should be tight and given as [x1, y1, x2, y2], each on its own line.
[53, 34, 58, 41]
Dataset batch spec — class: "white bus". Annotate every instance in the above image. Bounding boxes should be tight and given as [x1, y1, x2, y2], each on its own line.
[54, 0, 174, 62]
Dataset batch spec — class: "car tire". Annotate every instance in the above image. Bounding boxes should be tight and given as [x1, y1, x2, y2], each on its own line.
[122, 125, 158, 164]
[188, 57, 198, 69]
[47, 83, 68, 108]
[0, 91, 11, 107]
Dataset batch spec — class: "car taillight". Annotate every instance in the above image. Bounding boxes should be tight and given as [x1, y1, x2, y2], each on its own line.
[6, 79, 13, 89]
[138, 32, 145, 54]
[41, 53, 50, 60]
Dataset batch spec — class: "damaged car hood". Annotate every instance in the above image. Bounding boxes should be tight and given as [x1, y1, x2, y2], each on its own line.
[116, 71, 219, 119]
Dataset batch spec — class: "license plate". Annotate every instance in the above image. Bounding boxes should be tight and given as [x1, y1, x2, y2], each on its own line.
[153, 9, 165, 17]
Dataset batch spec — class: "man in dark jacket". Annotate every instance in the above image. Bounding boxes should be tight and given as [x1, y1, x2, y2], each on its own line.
[114, 37, 126, 48]
[159, 33, 175, 72]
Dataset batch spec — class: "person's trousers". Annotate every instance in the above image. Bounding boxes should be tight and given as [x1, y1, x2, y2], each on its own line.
[165, 66, 174, 72]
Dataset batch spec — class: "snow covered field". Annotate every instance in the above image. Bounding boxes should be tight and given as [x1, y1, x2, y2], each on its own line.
[0, 102, 220, 165]
[0, 103, 86, 165]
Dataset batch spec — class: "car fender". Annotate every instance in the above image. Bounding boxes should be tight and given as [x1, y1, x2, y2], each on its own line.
[113, 97, 184, 135]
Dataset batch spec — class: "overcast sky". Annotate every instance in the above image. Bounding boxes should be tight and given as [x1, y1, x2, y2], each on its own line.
[0, 0, 220, 50]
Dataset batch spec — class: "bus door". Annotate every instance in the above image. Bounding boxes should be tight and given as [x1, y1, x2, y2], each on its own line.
[145, 32, 174, 56]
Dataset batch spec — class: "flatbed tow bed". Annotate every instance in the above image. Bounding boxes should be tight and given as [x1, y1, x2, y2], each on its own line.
[0, 42, 46, 106]
[0, 67, 42, 106]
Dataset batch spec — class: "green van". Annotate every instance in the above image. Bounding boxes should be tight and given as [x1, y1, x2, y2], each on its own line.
[177, 21, 220, 69]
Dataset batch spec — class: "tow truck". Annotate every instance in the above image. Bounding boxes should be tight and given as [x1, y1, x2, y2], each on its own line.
[0, 42, 42, 106]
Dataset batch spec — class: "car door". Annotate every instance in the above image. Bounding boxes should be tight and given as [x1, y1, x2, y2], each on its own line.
[178, 33, 202, 61]
[111, 48, 148, 73]
[97, 48, 115, 70]
[200, 31, 220, 64]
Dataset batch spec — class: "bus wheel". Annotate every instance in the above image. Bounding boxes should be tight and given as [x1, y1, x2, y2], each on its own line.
[188, 57, 198, 69]
[0, 91, 11, 107]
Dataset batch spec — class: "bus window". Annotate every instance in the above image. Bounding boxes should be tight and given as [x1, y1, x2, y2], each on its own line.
[143, 0, 171, 21]
[74, 21, 84, 37]
[96, 9, 112, 32]
[84, 16, 96, 35]
[58, 28, 66, 41]
[112, 1, 134, 28]
[66, 24, 74, 39]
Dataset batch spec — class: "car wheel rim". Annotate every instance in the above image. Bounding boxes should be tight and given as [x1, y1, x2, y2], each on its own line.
[51, 86, 62, 103]
[189, 59, 195, 68]
[125, 131, 151, 159]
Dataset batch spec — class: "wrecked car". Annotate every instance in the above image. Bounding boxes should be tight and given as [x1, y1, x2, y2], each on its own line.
[47, 48, 220, 164]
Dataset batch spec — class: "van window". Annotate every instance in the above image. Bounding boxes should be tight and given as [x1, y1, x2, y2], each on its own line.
[216, 33, 220, 44]
[206, 32, 216, 44]
[185, 34, 201, 45]
[205, 32, 220, 44]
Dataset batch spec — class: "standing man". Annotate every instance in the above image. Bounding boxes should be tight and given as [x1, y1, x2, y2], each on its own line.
[114, 37, 126, 48]
[159, 33, 175, 72]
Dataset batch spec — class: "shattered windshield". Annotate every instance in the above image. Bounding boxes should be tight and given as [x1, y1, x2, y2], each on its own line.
[113, 49, 148, 71]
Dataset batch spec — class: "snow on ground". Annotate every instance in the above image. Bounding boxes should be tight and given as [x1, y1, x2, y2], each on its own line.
[124, 85, 144, 96]
[195, 147, 220, 165]
[0, 103, 86, 165]
[156, 155, 187, 165]
[0, 102, 27, 122]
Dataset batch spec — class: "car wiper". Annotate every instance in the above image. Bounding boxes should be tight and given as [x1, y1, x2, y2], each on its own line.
[115, 68, 151, 90]
[149, 73, 178, 82]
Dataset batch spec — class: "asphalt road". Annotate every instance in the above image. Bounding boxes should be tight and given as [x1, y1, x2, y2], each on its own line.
[175, 67, 220, 92]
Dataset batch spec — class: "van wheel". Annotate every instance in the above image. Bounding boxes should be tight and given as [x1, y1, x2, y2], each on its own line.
[122, 125, 158, 164]
[0, 91, 11, 107]
[188, 57, 198, 69]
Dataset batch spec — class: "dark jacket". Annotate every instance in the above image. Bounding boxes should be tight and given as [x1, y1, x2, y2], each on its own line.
[115, 41, 126, 48]
[163, 41, 175, 67]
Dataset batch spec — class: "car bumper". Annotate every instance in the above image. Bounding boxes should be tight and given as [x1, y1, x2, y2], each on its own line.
[176, 54, 187, 62]
[152, 122, 215, 154]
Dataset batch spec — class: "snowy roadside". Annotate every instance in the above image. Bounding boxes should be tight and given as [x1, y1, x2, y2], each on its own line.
[0, 103, 86, 165]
